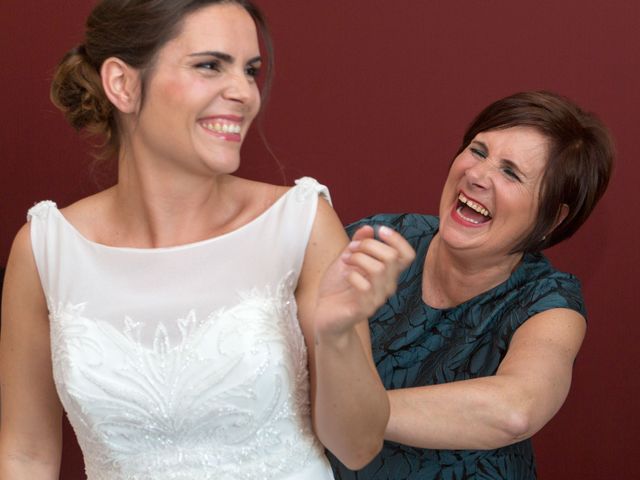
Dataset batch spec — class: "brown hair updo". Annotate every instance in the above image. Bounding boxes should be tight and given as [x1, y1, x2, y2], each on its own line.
[50, 0, 273, 160]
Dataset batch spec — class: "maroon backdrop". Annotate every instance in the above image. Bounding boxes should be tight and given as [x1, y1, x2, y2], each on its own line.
[2, 1, 638, 478]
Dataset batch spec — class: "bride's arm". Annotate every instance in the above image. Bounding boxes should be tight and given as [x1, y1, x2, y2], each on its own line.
[295, 198, 414, 469]
[0, 225, 63, 479]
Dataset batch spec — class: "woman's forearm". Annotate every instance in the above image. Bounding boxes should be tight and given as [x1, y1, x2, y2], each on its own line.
[385, 309, 584, 450]
[385, 376, 534, 450]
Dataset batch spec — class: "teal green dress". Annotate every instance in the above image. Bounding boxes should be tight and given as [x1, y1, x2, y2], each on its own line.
[329, 214, 585, 480]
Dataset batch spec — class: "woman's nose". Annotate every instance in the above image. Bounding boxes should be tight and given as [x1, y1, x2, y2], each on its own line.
[465, 158, 493, 189]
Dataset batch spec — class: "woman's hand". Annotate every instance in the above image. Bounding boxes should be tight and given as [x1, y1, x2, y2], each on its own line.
[313, 224, 415, 339]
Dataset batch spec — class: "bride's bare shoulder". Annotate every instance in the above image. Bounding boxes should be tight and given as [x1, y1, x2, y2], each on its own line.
[226, 176, 290, 209]
[58, 189, 116, 237]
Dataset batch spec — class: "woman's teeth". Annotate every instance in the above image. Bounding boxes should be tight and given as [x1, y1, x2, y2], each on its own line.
[458, 192, 491, 218]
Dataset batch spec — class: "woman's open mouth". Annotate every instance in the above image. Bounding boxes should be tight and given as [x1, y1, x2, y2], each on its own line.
[456, 192, 492, 225]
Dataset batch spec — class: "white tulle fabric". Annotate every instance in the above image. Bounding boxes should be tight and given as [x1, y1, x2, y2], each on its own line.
[28, 177, 334, 480]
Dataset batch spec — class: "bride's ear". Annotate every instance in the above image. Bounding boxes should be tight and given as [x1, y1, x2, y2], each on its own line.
[101, 57, 141, 114]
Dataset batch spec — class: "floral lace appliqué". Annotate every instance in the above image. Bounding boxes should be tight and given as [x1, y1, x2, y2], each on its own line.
[48, 273, 323, 480]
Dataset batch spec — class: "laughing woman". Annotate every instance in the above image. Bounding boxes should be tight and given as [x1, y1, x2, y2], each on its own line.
[330, 91, 613, 479]
[0, 1, 415, 479]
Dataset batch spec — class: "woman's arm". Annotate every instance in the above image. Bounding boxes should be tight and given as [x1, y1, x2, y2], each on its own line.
[385, 307, 586, 450]
[295, 199, 414, 469]
[0, 225, 63, 479]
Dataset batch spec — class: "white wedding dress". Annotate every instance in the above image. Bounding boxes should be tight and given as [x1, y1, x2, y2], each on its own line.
[28, 177, 335, 480]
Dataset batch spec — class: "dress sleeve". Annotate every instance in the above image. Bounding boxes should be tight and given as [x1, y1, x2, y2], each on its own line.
[526, 272, 587, 319]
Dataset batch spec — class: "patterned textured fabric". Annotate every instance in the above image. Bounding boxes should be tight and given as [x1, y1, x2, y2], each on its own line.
[330, 213, 585, 480]
[28, 177, 335, 480]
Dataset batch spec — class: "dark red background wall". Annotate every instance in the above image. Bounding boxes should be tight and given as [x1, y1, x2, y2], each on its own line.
[2, 1, 638, 478]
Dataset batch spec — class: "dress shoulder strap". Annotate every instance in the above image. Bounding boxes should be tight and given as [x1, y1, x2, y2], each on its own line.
[27, 200, 58, 222]
[293, 177, 331, 206]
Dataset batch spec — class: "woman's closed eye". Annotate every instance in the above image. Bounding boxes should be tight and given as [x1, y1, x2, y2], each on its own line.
[470, 145, 522, 182]
[470, 147, 488, 159]
[501, 166, 522, 182]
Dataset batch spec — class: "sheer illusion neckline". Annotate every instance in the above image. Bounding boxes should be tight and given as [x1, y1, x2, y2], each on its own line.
[49, 187, 293, 254]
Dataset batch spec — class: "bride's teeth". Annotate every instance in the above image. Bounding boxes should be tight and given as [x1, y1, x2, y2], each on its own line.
[203, 122, 241, 134]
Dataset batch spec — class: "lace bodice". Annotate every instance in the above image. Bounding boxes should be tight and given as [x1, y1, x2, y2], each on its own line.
[29, 177, 335, 480]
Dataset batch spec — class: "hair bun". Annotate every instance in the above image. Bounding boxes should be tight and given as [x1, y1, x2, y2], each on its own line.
[50, 44, 113, 132]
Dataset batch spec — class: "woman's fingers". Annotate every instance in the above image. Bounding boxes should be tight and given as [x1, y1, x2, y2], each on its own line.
[347, 225, 415, 273]
[375, 225, 416, 267]
[342, 225, 416, 299]
[344, 251, 387, 284]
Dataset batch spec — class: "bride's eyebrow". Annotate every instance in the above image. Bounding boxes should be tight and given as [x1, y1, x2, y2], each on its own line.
[189, 51, 233, 62]
[188, 51, 261, 65]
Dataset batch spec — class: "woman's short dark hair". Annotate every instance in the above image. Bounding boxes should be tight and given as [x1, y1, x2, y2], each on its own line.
[456, 91, 614, 253]
[50, 0, 273, 160]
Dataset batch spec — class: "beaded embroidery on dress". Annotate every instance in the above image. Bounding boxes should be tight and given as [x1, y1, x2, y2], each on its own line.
[29, 177, 335, 480]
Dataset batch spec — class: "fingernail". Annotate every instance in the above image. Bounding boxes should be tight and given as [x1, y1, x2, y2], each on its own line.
[349, 240, 361, 249]
[378, 226, 392, 237]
